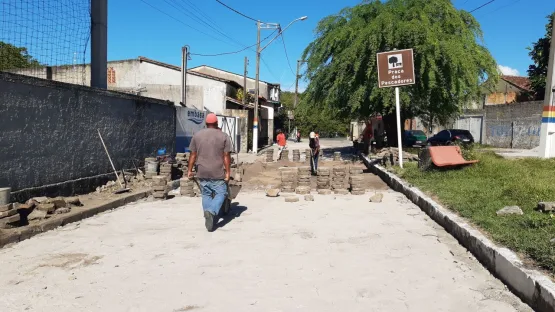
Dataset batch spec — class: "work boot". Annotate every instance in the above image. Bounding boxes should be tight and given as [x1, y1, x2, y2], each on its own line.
[204, 211, 215, 232]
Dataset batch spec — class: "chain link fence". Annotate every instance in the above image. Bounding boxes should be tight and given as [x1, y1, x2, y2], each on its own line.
[0, 0, 91, 85]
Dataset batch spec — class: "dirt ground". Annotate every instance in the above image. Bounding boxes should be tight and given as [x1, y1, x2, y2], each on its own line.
[241, 159, 389, 192]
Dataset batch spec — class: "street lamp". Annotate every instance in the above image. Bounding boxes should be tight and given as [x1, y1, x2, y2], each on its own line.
[252, 16, 308, 153]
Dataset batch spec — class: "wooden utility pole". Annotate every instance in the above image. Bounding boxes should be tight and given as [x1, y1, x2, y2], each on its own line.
[181, 46, 189, 107]
[243, 56, 248, 107]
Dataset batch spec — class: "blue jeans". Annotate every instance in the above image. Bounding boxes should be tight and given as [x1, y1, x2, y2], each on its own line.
[198, 179, 228, 216]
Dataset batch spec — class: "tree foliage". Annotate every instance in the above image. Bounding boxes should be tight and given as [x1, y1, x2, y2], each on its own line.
[302, 0, 498, 142]
[527, 13, 554, 100]
[0, 41, 40, 71]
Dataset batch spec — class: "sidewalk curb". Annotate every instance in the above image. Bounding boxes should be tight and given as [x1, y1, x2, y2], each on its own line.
[360, 155, 555, 312]
[0, 190, 150, 249]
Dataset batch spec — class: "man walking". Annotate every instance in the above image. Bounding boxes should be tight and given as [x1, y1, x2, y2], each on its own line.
[276, 129, 287, 160]
[188, 113, 231, 232]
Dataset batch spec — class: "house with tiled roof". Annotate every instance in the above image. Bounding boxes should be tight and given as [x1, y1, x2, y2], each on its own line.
[485, 75, 534, 105]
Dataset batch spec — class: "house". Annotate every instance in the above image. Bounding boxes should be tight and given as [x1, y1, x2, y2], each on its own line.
[189, 65, 282, 147]
[485, 75, 533, 105]
[9, 57, 283, 151]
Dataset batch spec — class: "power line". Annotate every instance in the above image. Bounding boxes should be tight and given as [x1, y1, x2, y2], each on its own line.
[469, 0, 496, 13]
[279, 31, 296, 76]
[139, 0, 237, 46]
[215, 0, 262, 23]
[166, 0, 245, 49]
[191, 29, 278, 57]
[482, 0, 522, 15]
[261, 56, 279, 82]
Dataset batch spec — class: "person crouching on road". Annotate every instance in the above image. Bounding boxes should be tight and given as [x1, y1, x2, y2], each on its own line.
[276, 129, 287, 160]
[187, 113, 231, 232]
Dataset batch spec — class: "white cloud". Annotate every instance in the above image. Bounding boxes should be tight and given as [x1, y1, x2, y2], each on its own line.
[498, 65, 520, 76]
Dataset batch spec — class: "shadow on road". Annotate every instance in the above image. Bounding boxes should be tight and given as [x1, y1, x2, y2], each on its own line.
[215, 202, 247, 230]
[320, 146, 356, 159]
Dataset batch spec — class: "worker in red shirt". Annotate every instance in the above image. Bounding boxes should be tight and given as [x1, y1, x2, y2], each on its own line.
[276, 129, 287, 160]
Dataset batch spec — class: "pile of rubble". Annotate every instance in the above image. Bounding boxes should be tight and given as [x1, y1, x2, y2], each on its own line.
[0, 196, 82, 229]
[372, 147, 419, 163]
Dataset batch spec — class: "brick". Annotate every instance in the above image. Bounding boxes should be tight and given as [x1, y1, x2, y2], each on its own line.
[0, 208, 17, 219]
[0, 214, 20, 228]
[37, 203, 56, 213]
[333, 189, 349, 195]
[153, 185, 168, 192]
[351, 190, 366, 195]
[50, 197, 67, 209]
[317, 189, 332, 195]
[0, 203, 13, 213]
[152, 192, 168, 199]
[304, 195, 315, 201]
[285, 196, 299, 203]
[266, 189, 280, 197]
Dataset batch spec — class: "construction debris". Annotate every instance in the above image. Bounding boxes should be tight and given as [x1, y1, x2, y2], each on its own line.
[370, 147, 419, 166]
[266, 189, 280, 197]
[370, 193, 384, 203]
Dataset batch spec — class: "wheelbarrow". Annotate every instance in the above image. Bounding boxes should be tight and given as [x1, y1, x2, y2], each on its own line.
[191, 177, 242, 217]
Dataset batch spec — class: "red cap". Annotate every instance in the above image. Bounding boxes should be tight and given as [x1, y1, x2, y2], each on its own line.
[205, 113, 218, 124]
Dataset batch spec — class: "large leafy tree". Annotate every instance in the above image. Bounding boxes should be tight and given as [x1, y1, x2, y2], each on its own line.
[302, 0, 497, 144]
[527, 13, 554, 100]
[0, 41, 40, 71]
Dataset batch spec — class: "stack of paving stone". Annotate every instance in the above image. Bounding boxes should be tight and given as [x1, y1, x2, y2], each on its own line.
[292, 149, 301, 162]
[333, 151, 342, 161]
[0, 203, 20, 229]
[316, 167, 331, 190]
[332, 166, 349, 193]
[297, 166, 311, 188]
[180, 177, 196, 197]
[151, 175, 169, 200]
[349, 166, 365, 195]
[280, 149, 289, 161]
[280, 167, 298, 193]
[175, 153, 189, 176]
[159, 162, 174, 181]
[305, 149, 312, 163]
[264, 149, 274, 162]
[144, 157, 158, 179]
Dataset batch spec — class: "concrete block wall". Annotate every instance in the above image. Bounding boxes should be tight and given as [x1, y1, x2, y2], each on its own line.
[484, 101, 543, 148]
[224, 109, 248, 153]
[0, 72, 176, 201]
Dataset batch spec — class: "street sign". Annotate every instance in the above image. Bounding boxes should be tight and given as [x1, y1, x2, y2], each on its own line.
[376, 49, 415, 88]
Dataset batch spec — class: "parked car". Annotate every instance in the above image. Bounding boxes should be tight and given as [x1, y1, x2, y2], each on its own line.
[427, 129, 474, 146]
[403, 130, 428, 147]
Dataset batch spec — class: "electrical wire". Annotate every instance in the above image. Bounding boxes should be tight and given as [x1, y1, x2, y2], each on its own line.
[469, 0, 496, 13]
[191, 29, 278, 57]
[279, 31, 296, 76]
[166, 0, 245, 48]
[139, 0, 238, 46]
[215, 0, 262, 23]
[482, 0, 522, 15]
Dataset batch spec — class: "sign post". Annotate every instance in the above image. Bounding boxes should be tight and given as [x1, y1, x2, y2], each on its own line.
[377, 48, 416, 168]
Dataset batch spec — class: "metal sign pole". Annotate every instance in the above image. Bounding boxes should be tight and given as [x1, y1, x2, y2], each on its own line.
[395, 87, 403, 168]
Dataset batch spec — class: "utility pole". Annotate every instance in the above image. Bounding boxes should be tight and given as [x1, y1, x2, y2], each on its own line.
[538, 15, 555, 158]
[90, 0, 107, 89]
[181, 46, 189, 107]
[293, 60, 304, 139]
[252, 16, 308, 153]
[253, 21, 261, 153]
[243, 56, 248, 107]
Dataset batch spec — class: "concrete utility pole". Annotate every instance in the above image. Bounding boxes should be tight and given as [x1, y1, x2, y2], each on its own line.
[243, 56, 248, 107]
[252, 16, 308, 153]
[181, 46, 189, 107]
[293, 60, 306, 139]
[538, 16, 555, 158]
[90, 0, 107, 89]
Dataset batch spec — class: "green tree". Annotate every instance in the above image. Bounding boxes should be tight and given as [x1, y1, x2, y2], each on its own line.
[302, 0, 498, 144]
[0, 41, 40, 71]
[527, 13, 554, 100]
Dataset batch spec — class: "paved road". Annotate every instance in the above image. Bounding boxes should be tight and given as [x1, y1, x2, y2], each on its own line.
[0, 191, 530, 311]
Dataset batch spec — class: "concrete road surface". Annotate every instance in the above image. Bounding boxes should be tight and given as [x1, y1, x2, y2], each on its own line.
[0, 191, 531, 312]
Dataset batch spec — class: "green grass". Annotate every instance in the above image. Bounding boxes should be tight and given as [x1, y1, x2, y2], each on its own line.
[394, 152, 555, 274]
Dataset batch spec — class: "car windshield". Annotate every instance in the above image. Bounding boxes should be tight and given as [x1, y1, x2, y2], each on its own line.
[409, 130, 426, 136]
[451, 130, 471, 136]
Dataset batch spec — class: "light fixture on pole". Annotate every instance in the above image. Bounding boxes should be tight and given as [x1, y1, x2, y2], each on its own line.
[252, 16, 307, 153]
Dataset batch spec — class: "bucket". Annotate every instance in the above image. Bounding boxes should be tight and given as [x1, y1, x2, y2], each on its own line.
[0, 187, 11, 205]
[146, 161, 159, 173]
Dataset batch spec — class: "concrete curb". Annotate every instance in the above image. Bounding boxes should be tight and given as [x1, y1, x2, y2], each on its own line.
[360, 155, 555, 312]
[0, 190, 150, 249]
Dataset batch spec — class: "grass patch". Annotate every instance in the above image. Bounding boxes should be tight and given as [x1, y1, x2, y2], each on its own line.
[394, 152, 555, 274]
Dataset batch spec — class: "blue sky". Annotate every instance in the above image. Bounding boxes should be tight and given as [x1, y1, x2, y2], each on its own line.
[2, 0, 553, 91]
[106, 0, 553, 91]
